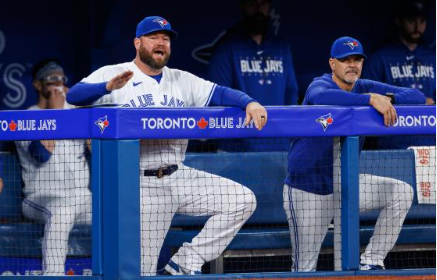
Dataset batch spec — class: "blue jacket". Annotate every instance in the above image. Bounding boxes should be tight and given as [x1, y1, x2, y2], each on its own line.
[285, 73, 426, 195]
[209, 23, 298, 106]
[362, 41, 436, 148]
[363, 42, 435, 100]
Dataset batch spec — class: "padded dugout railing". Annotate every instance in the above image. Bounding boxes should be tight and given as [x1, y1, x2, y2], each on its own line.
[0, 105, 434, 280]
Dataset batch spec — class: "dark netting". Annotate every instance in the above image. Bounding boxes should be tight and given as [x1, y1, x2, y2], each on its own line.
[0, 140, 92, 276]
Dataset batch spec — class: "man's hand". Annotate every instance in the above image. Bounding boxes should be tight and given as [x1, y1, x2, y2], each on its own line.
[40, 140, 55, 153]
[106, 71, 134, 91]
[245, 102, 268, 130]
[426, 98, 435, 105]
[47, 86, 67, 109]
[369, 93, 397, 127]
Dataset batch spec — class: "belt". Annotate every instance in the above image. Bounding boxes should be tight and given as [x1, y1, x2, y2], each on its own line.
[143, 165, 178, 178]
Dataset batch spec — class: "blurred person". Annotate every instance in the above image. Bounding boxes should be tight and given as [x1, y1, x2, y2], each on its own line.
[208, 0, 298, 151]
[284, 37, 426, 271]
[15, 59, 91, 275]
[363, 0, 435, 149]
[364, 0, 435, 104]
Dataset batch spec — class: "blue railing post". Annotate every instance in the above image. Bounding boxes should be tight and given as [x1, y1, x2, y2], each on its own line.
[101, 139, 141, 280]
[341, 136, 360, 270]
[91, 139, 103, 276]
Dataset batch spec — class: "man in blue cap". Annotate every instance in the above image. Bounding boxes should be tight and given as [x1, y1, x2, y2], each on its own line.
[283, 36, 426, 271]
[67, 16, 267, 276]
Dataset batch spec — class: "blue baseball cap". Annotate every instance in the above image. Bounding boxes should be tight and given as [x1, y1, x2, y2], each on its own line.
[330, 36, 367, 59]
[136, 16, 178, 39]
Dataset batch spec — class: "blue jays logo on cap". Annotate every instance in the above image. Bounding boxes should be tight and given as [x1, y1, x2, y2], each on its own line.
[136, 16, 178, 39]
[331, 36, 367, 59]
[153, 18, 168, 27]
[343, 41, 359, 49]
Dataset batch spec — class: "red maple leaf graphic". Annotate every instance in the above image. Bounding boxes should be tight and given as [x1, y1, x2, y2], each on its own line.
[9, 120, 17, 131]
[103, 120, 109, 127]
[197, 117, 208, 129]
[327, 117, 333, 124]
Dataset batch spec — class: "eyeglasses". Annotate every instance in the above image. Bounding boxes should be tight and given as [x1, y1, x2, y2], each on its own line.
[40, 75, 68, 84]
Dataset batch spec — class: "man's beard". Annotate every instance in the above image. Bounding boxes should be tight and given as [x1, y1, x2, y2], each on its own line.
[139, 47, 170, 70]
[405, 31, 423, 44]
[243, 14, 269, 35]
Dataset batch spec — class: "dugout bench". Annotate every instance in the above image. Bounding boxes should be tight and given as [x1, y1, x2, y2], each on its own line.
[0, 149, 435, 274]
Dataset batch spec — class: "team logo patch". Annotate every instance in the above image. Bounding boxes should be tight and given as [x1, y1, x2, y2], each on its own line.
[343, 41, 359, 49]
[95, 116, 109, 134]
[153, 18, 168, 27]
[316, 113, 334, 131]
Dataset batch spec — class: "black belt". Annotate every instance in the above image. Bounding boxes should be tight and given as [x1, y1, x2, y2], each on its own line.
[143, 165, 178, 178]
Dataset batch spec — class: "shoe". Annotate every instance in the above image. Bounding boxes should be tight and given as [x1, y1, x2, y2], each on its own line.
[360, 263, 385, 270]
[164, 260, 202, 275]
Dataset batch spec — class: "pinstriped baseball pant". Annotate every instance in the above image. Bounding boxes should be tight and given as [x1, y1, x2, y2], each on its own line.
[283, 173, 413, 271]
[22, 190, 92, 275]
[140, 163, 256, 276]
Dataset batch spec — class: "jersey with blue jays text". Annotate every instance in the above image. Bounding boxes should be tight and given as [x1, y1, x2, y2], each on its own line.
[363, 42, 436, 100]
[209, 25, 299, 106]
[285, 74, 426, 195]
[15, 104, 90, 198]
[363, 42, 436, 148]
[82, 61, 216, 169]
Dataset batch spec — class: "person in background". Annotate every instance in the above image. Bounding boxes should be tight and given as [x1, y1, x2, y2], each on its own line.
[208, 0, 298, 151]
[363, 0, 435, 149]
[15, 59, 91, 275]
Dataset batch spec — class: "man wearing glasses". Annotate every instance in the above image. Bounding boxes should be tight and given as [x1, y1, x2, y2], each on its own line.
[15, 59, 92, 275]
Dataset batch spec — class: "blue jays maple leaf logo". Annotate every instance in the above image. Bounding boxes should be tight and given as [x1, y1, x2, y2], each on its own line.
[95, 115, 109, 134]
[316, 113, 334, 131]
[153, 18, 168, 27]
[343, 41, 359, 49]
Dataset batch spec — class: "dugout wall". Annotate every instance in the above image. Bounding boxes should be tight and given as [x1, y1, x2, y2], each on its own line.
[0, 105, 434, 280]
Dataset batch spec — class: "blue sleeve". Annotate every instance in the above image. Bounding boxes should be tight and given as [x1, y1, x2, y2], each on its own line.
[66, 82, 110, 106]
[209, 85, 256, 109]
[28, 141, 52, 163]
[284, 49, 299, 105]
[208, 42, 234, 87]
[360, 79, 426, 104]
[0, 157, 3, 178]
[305, 84, 371, 105]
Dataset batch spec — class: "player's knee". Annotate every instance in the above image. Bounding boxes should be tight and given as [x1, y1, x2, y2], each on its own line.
[390, 180, 414, 209]
[398, 182, 414, 208]
[242, 189, 257, 216]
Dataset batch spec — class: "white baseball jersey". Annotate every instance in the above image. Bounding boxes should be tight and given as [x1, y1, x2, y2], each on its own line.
[15, 104, 90, 198]
[82, 61, 216, 170]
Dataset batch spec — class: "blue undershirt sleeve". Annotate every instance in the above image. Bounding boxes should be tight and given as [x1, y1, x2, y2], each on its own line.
[209, 85, 256, 109]
[361, 79, 426, 104]
[66, 82, 110, 106]
[28, 141, 52, 163]
[306, 85, 371, 105]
